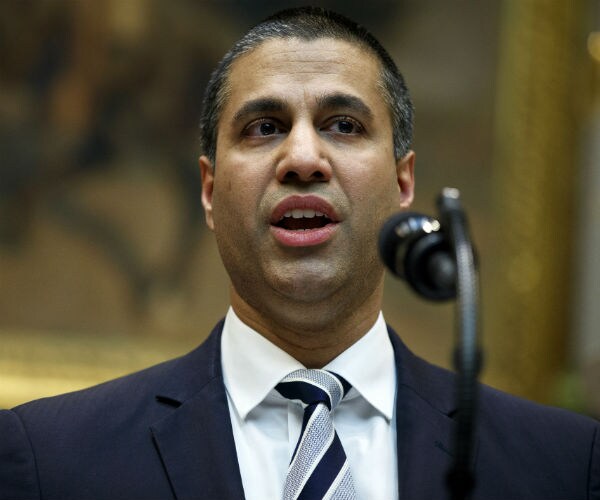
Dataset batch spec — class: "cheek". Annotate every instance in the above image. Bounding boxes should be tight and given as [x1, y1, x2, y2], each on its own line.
[345, 161, 399, 209]
[212, 172, 262, 230]
[211, 176, 238, 224]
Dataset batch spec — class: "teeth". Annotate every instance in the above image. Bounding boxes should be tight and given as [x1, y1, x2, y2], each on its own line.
[283, 209, 320, 219]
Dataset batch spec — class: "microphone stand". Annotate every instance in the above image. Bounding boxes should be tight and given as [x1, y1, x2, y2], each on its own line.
[437, 188, 481, 500]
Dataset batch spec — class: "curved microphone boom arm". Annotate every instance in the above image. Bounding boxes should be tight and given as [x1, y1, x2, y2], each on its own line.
[378, 188, 481, 500]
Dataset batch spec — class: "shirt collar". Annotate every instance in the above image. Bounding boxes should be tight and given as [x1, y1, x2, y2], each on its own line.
[324, 312, 396, 421]
[221, 308, 396, 421]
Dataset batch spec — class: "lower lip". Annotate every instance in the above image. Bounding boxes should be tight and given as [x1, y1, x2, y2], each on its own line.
[270, 224, 338, 247]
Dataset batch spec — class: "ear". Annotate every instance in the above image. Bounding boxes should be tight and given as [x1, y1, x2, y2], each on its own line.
[396, 150, 415, 208]
[199, 155, 215, 230]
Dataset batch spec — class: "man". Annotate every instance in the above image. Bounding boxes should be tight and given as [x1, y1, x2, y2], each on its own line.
[1, 7, 598, 500]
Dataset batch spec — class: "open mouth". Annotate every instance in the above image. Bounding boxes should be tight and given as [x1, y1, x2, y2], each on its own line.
[274, 209, 334, 231]
[270, 196, 339, 246]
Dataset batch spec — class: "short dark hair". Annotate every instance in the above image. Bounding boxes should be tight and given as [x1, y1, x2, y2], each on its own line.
[199, 6, 413, 163]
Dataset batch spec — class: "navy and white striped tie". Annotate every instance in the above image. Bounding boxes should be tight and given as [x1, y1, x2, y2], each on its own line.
[276, 369, 356, 500]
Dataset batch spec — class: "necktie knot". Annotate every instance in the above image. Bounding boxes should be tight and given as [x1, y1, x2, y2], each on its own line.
[275, 369, 351, 411]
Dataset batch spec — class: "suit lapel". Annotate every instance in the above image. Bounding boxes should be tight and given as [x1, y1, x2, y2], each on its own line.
[150, 322, 245, 500]
[395, 383, 456, 499]
[148, 322, 476, 500]
[389, 329, 478, 500]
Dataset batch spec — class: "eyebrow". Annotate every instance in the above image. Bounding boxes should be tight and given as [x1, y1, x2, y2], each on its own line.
[315, 93, 374, 121]
[232, 98, 287, 123]
[231, 92, 374, 123]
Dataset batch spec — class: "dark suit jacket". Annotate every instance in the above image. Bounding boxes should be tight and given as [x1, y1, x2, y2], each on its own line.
[1, 321, 599, 500]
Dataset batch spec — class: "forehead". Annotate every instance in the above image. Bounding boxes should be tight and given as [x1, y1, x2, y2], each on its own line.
[221, 37, 385, 117]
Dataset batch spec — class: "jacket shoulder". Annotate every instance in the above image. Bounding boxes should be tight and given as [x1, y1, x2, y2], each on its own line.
[11, 320, 224, 425]
[0, 323, 225, 499]
[0, 409, 40, 500]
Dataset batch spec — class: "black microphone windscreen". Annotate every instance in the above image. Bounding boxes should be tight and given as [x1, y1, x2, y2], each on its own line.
[378, 212, 418, 277]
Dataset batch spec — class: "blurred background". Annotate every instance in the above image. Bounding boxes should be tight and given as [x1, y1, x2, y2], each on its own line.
[1, 0, 599, 415]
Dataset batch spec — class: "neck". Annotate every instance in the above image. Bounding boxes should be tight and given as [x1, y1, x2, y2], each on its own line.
[229, 284, 383, 368]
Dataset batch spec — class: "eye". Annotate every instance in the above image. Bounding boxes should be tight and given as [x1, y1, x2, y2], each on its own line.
[323, 117, 363, 135]
[243, 119, 285, 137]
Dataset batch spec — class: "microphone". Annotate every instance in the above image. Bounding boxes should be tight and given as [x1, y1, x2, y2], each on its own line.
[381, 190, 481, 500]
[378, 211, 456, 300]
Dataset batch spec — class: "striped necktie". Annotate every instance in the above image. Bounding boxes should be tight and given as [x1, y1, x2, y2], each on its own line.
[275, 369, 356, 500]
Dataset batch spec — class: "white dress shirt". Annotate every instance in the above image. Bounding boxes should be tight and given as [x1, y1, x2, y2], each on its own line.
[221, 307, 398, 500]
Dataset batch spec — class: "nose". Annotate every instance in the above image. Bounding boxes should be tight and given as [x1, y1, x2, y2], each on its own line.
[275, 122, 332, 183]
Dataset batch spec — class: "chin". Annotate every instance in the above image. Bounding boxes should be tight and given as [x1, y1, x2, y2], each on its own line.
[276, 281, 339, 304]
[270, 269, 343, 302]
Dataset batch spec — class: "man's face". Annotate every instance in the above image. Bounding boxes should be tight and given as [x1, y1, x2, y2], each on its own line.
[200, 37, 414, 324]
